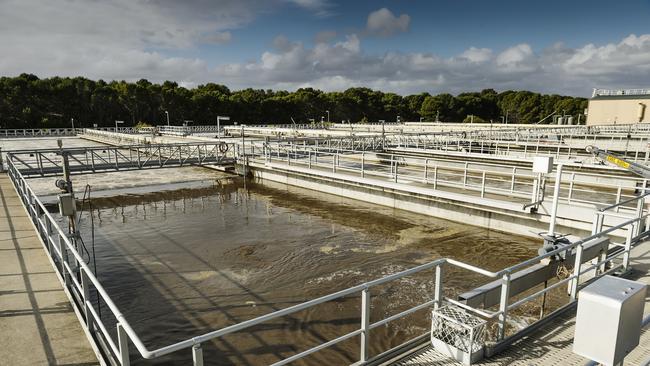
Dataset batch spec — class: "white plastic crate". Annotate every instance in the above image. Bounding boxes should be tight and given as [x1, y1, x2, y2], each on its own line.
[431, 305, 486, 365]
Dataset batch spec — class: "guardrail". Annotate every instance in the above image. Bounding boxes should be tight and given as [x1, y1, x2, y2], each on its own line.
[252, 143, 646, 210]
[0, 127, 139, 138]
[7, 152, 649, 365]
[8, 142, 235, 177]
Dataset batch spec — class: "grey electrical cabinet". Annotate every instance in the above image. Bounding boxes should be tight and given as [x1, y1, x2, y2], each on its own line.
[58, 194, 76, 217]
[573, 275, 647, 366]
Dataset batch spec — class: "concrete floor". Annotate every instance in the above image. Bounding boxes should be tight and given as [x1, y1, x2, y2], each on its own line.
[0, 175, 99, 366]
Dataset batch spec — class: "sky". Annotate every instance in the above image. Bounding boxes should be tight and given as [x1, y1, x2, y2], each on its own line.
[1, 0, 650, 96]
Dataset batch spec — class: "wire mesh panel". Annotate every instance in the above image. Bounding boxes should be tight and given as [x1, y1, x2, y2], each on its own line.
[431, 306, 486, 365]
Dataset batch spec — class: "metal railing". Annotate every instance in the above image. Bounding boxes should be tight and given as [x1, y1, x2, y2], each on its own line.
[593, 88, 650, 97]
[8, 142, 235, 177]
[0, 127, 140, 138]
[252, 143, 646, 210]
[8, 154, 649, 365]
[7, 150, 650, 365]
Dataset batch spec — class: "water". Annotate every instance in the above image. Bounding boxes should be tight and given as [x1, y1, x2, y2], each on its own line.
[63, 176, 543, 365]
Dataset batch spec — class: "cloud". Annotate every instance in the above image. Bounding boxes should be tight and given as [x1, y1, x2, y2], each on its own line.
[314, 30, 337, 44]
[201, 31, 232, 44]
[1, 1, 650, 96]
[366, 8, 410, 37]
[460, 47, 493, 63]
[212, 33, 650, 96]
[283, 0, 334, 17]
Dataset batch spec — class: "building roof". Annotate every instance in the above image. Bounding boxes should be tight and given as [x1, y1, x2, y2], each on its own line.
[591, 88, 650, 100]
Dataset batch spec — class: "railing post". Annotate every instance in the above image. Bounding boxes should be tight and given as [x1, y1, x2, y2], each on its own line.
[433, 166, 438, 190]
[361, 152, 365, 178]
[360, 288, 370, 362]
[498, 273, 511, 340]
[623, 223, 635, 271]
[434, 264, 443, 310]
[81, 268, 91, 323]
[463, 162, 468, 187]
[567, 172, 576, 203]
[615, 186, 622, 213]
[62, 246, 70, 286]
[591, 212, 601, 235]
[117, 323, 130, 366]
[394, 159, 398, 183]
[193, 344, 204, 366]
[481, 171, 486, 198]
[636, 197, 645, 236]
[424, 158, 428, 183]
[570, 243, 584, 300]
[510, 167, 516, 193]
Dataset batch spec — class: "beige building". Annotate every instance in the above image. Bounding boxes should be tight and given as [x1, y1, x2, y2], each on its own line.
[587, 88, 650, 125]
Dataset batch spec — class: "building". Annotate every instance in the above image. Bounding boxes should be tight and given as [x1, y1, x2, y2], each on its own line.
[587, 88, 650, 125]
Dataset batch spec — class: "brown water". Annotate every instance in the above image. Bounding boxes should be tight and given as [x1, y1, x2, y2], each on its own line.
[66, 176, 544, 365]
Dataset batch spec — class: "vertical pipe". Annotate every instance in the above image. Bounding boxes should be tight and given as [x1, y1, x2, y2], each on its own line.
[548, 164, 564, 236]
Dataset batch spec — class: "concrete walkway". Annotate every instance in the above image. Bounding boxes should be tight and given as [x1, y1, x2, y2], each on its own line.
[0, 175, 99, 365]
[390, 240, 650, 365]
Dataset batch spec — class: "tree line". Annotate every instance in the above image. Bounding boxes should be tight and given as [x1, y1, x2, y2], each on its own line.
[0, 74, 588, 128]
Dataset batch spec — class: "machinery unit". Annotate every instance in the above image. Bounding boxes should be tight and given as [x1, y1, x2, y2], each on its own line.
[573, 275, 646, 365]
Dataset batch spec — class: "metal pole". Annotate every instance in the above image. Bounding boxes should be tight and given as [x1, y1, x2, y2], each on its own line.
[360, 288, 370, 362]
[118, 323, 130, 366]
[548, 164, 564, 236]
[498, 273, 511, 340]
[434, 264, 443, 309]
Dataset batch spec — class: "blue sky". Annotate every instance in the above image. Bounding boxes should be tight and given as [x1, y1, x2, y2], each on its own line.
[1, 0, 650, 96]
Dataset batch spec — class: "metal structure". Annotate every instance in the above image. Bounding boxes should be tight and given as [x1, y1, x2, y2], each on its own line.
[6, 139, 650, 365]
[8, 142, 235, 177]
[251, 143, 646, 210]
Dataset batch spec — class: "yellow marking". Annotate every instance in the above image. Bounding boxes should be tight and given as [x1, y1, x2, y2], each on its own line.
[606, 155, 630, 169]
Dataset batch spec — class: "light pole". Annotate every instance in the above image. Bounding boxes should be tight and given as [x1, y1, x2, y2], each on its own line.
[217, 116, 230, 140]
[165, 111, 170, 126]
[115, 120, 124, 132]
[326, 110, 330, 123]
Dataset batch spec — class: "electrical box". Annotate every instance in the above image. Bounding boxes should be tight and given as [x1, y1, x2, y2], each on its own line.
[58, 194, 76, 217]
[532, 156, 553, 174]
[573, 275, 646, 366]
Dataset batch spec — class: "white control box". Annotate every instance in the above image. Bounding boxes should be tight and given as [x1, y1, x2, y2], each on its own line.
[532, 156, 554, 174]
[573, 275, 646, 366]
